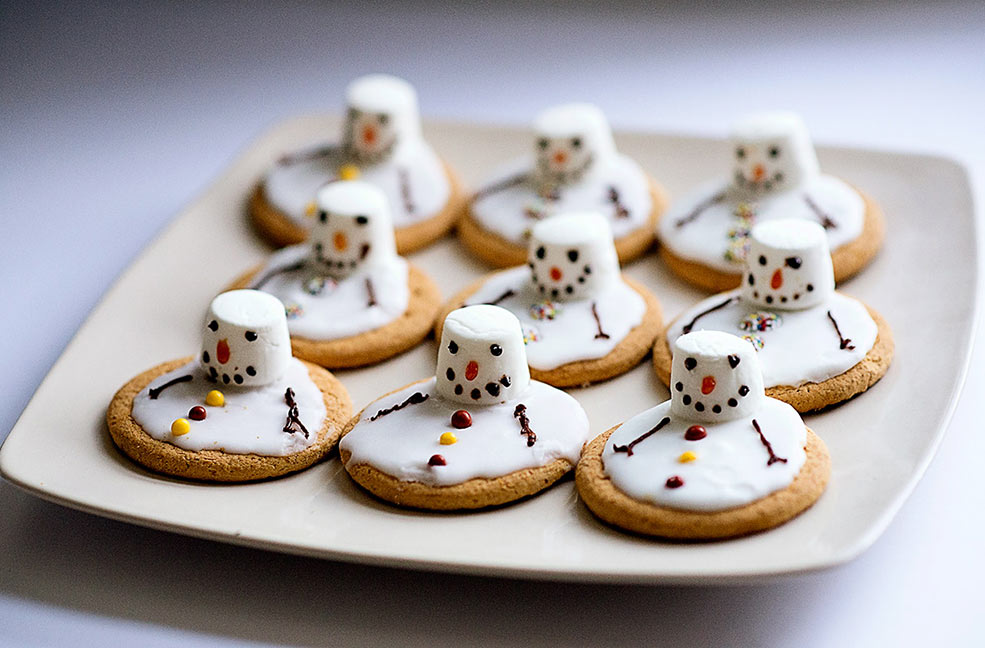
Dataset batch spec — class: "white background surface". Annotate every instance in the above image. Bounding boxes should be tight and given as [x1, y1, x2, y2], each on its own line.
[1, 1, 983, 646]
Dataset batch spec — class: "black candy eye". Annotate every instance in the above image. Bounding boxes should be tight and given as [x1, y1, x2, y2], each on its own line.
[208, 320, 218, 332]
[448, 340, 459, 354]
[785, 256, 803, 269]
[536, 246, 546, 260]
[567, 249, 579, 262]
[490, 344, 503, 356]
[378, 113, 389, 125]
[355, 215, 369, 225]
[769, 146, 780, 158]
[319, 211, 328, 223]
[537, 138, 549, 150]
[736, 147, 746, 159]
[759, 255, 767, 266]
[245, 331, 258, 341]
[684, 357, 697, 371]
[571, 137, 582, 149]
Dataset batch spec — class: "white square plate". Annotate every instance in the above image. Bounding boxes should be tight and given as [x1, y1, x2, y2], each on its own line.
[0, 117, 976, 584]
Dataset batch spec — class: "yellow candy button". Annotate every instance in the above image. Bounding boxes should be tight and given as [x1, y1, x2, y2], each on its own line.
[439, 432, 458, 445]
[338, 164, 361, 180]
[678, 451, 697, 463]
[205, 390, 225, 407]
[304, 201, 317, 217]
[171, 418, 191, 436]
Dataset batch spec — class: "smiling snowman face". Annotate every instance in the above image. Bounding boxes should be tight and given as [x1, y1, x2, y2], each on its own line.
[435, 305, 531, 405]
[669, 330, 765, 423]
[729, 111, 819, 195]
[309, 180, 396, 279]
[741, 219, 834, 310]
[343, 74, 421, 165]
[532, 103, 616, 188]
[528, 212, 619, 301]
[200, 290, 292, 387]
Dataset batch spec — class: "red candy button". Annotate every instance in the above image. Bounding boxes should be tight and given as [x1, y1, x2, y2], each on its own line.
[684, 425, 707, 441]
[451, 410, 472, 429]
[188, 406, 207, 421]
[428, 454, 446, 467]
[665, 475, 684, 489]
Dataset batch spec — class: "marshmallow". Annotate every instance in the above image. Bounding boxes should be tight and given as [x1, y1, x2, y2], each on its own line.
[740, 219, 834, 310]
[528, 212, 620, 301]
[343, 74, 421, 164]
[310, 180, 397, 279]
[436, 305, 531, 405]
[533, 103, 616, 187]
[200, 290, 292, 387]
[729, 111, 819, 195]
[669, 331, 766, 424]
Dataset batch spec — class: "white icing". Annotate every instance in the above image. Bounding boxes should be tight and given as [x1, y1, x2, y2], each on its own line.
[340, 377, 590, 486]
[472, 154, 653, 243]
[465, 267, 645, 370]
[658, 174, 865, 273]
[200, 290, 292, 387]
[667, 290, 878, 388]
[132, 359, 327, 456]
[436, 305, 531, 404]
[250, 245, 409, 340]
[602, 398, 807, 511]
[670, 330, 765, 423]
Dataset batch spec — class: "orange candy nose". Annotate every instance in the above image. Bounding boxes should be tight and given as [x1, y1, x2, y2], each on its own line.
[553, 151, 567, 165]
[771, 269, 783, 289]
[362, 125, 376, 144]
[333, 231, 348, 251]
[216, 339, 230, 364]
[550, 267, 563, 281]
[465, 361, 479, 381]
[701, 375, 716, 395]
[753, 164, 766, 181]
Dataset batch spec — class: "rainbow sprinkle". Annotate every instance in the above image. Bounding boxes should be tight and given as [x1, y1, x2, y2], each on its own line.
[303, 275, 336, 296]
[724, 202, 757, 263]
[522, 325, 540, 345]
[741, 334, 765, 351]
[739, 311, 781, 332]
[529, 301, 561, 321]
[284, 303, 305, 319]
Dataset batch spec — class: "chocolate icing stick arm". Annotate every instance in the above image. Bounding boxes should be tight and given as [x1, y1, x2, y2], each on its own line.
[513, 404, 536, 447]
[826, 310, 855, 350]
[607, 186, 630, 219]
[804, 194, 837, 229]
[591, 302, 610, 339]
[612, 417, 671, 457]
[484, 289, 515, 306]
[752, 419, 788, 466]
[370, 392, 429, 421]
[398, 168, 416, 214]
[283, 387, 310, 438]
[250, 261, 307, 290]
[471, 172, 530, 202]
[674, 191, 726, 228]
[277, 146, 336, 166]
[680, 295, 739, 334]
[366, 278, 378, 307]
[148, 374, 193, 399]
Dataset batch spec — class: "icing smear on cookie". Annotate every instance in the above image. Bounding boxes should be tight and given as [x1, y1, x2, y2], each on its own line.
[132, 290, 327, 456]
[465, 213, 646, 370]
[250, 181, 410, 340]
[658, 111, 865, 272]
[604, 331, 807, 511]
[340, 305, 590, 486]
[668, 219, 877, 387]
[263, 74, 451, 228]
[471, 103, 653, 241]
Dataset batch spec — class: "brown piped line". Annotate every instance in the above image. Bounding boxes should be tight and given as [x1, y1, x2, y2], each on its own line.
[513, 404, 536, 447]
[681, 295, 739, 334]
[591, 302, 610, 339]
[612, 417, 671, 457]
[148, 374, 193, 399]
[752, 418, 787, 466]
[827, 310, 855, 350]
[674, 191, 726, 228]
[370, 392, 429, 421]
[283, 387, 310, 439]
[804, 194, 837, 229]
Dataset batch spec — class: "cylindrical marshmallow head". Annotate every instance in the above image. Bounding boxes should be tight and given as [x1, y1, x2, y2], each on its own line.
[343, 74, 421, 164]
[533, 103, 616, 187]
[729, 111, 819, 195]
[741, 219, 834, 310]
[310, 180, 397, 279]
[669, 331, 765, 424]
[528, 212, 619, 301]
[436, 305, 531, 405]
[200, 290, 292, 388]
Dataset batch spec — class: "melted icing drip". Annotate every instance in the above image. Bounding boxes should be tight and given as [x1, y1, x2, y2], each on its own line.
[752, 418, 787, 466]
[681, 295, 739, 334]
[148, 374, 193, 400]
[283, 387, 310, 439]
[827, 310, 856, 350]
[612, 416, 671, 457]
[513, 404, 536, 447]
[370, 391, 429, 421]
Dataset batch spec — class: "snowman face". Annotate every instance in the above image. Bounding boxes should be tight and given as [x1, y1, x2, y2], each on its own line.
[528, 212, 619, 301]
[729, 112, 819, 195]
[200, 290, 292, 387]
[343, 74, 420, 165]
[533, 103, 616, 187]
[669, 331, 765, 424]
[435, 305, 531, 405]
[310, 180, 396, 279]
[741, 219, 834, 310]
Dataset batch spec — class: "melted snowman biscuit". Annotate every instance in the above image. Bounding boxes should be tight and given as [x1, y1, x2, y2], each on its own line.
[654, 220, 894, 412]
[339, 305, 591, 510]
[107, 290, 352, 481]
[232, 181, 441, 368]
[460, 103, 668, 266]
[250, 73, 466, 253]
[438, 213, 662, 386]
[657, 111, 884, 291]
[577, 331, 830, 539]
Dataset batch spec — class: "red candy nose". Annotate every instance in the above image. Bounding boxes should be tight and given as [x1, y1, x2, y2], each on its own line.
[465, 360, 478, 381]
[771, 269, 783, 289]
[553, 151, 567, 165]
[753, 164, 766, 181]
[362, 125, 376, 144]
[701, 375, 716, 395]
[216, 339, 230, 364]
[550, 267, 563, 281]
